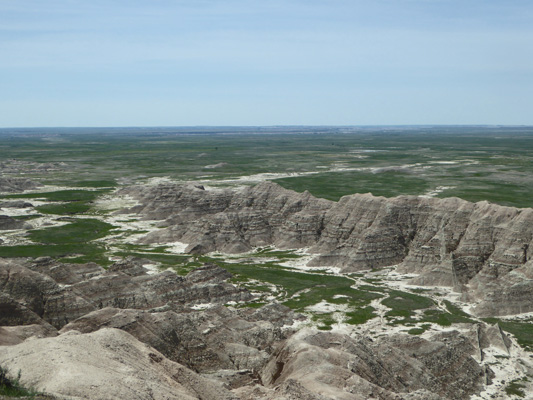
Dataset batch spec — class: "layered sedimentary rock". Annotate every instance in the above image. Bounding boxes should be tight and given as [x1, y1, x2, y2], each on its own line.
[2, 180, 532, 398]
[60, 303, 298, 377]
[118, 182, 533, 316]
[257, 328, 492, 400]
[0, 255, 500, 399]
[0, 258, 251, 329]
[0, 257, 284, 397]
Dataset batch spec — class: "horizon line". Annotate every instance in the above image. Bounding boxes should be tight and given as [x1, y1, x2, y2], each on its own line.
[1, 124, 533, 130]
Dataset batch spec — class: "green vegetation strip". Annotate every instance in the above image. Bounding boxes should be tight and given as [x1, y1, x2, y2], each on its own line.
[29, 219, 114, 244]
[382, 291, 475, 327]
[0, 243, 111, 266]
[214, 260, 383, 328]
[382, 290, 435, 317]
[252, 248, 303, 259]
[0, 219, 115, 266]
[3, 189, 112, 216]
[35, 202, 91, 215]
[345, 306, 377, 325]
[422, 309, 473, 327]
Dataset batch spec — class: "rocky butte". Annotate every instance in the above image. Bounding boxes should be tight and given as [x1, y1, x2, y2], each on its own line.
[1, 181, 532, 399]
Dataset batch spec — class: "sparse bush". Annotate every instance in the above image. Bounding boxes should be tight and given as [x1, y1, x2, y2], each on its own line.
[505, 379, 526, 398]
[0, 365, 38, 397]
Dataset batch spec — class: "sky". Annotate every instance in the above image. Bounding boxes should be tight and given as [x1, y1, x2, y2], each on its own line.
[1, 0, 532, 127]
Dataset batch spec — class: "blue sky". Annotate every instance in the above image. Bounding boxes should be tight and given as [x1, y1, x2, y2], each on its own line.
[1, 0, 532, 126]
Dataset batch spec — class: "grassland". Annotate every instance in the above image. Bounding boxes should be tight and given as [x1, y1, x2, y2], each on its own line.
[1, 126, 532, 207]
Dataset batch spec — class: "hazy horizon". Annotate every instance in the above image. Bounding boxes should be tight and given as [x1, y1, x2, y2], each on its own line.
[1, 124, 533, 129]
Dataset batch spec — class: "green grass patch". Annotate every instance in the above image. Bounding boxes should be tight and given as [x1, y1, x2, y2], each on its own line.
[385, 299, 474, 327]
[283, 281, 382, 311]
[3, 188, 112, 216]
[383, 291, 442, 325]
[29, 219, 114, 244]
[408, 323, 432, 335]
[421, 309, 473, 326]
[362, 278, 384, 285]
[229, 275, 250, 284]
[0, 218, 115, 266]
[246, 283, 273, 293]
[443, 300, 473, 318]
[35, 202, 91, 215]
[505, 379, 527, 398]
[382, 290, 434, 316]
[0, 243, 111, 266]
[312, 313, 336, 331]
[386, 309, 412, 319]
[357, 284, 388, 293]
[214, 261, 382, 311]
[345, 306, 377, 325]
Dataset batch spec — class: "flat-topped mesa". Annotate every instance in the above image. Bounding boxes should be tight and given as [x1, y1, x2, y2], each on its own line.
[119, 181, 533, 316]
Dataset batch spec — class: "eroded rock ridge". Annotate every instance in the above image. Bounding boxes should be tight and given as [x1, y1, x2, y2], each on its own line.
[0, 257, 504, 399]
[119, 182, 533, 317]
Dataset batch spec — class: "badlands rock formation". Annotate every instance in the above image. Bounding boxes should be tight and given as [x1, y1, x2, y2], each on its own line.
[0, 258, 250, 330]
[0, 176, 41, 193]
[0, 328, 238, 400]
[0, 200, 33, 209]
[1, 181, 532, 399]
[0, 215, 30, 231]
[0, 256, 504, 399]
[119, 181, 533, 317]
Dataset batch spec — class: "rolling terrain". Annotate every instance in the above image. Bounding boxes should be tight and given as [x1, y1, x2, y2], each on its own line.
[1, 126, 533, 399]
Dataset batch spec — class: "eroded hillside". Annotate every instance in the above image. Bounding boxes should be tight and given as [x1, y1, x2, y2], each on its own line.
[2, 179, 533, 399]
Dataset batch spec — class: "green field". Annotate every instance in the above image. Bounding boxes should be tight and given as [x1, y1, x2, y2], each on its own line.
[1, 126, 532, 207]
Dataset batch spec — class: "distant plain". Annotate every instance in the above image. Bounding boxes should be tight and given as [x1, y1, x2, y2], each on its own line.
[1, 126, 532, 207]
